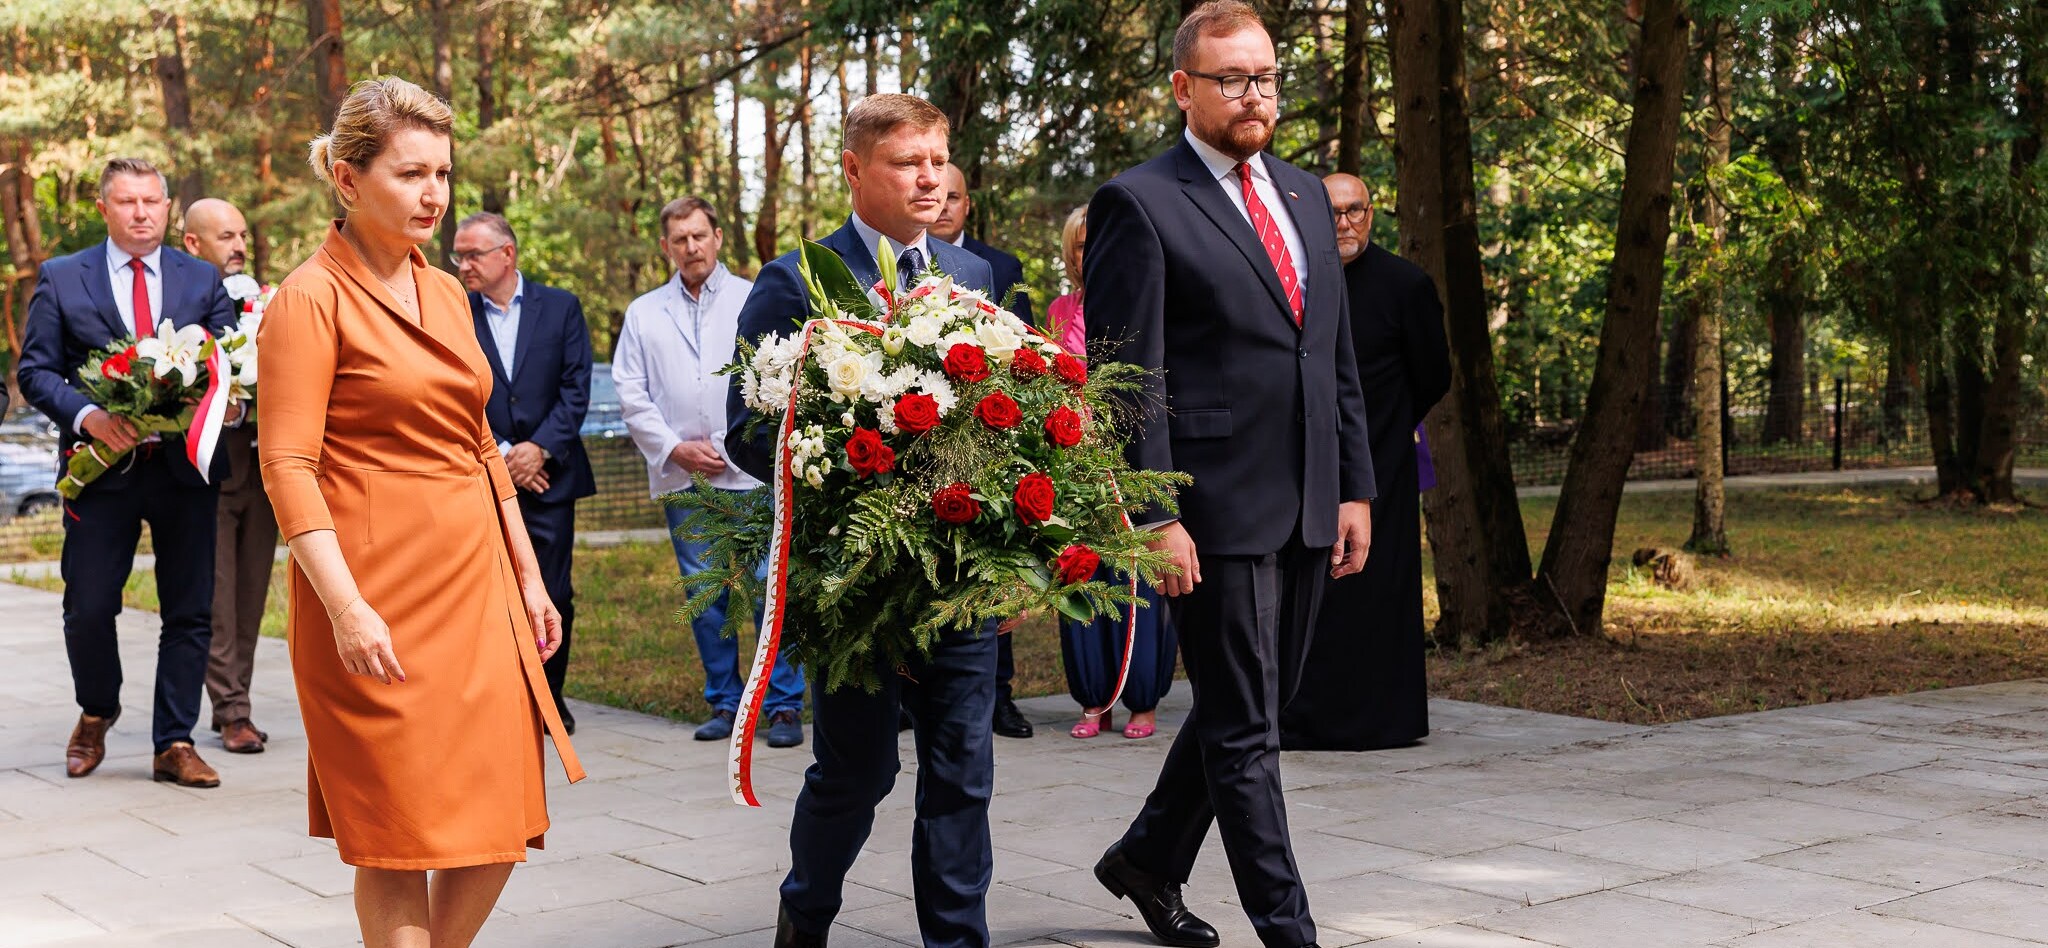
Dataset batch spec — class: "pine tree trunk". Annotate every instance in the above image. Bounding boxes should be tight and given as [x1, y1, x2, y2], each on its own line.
[799, 39, 816, 238]
[1391, 0, 1549, 648]
[152, 13, 203, 209]
[1539, 0, 1691, 635]
[1337, 0, 1369, 174]
[477, 8, 503, 213]
[755, 89, 784, 265]
[1976, 35, 2040, 504]
[306, 0, 348, 125]
[430, 0, 456, 269]
[251, 11, 278, 281]
[726, 79, 752, 272]
[1686, 15, 1732, 556]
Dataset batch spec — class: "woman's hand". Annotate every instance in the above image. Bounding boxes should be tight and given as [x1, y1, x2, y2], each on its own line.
[523, 580, 563, 662]
[333, 597, 405, 684]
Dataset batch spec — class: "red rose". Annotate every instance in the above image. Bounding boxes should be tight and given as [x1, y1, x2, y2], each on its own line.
[975, 392, 1022, 430]
[1010, 347, 1048, 380]
[100, 353, 133, 379]
[1012, 472, 1056, 525]
[1053, 353, 1088, 388]
[932, 482, 981, 525]
[894, 393, 941, 434]
[1043, 405, 1084, 448]
[1054, 544, 1101, 585]
[944, 344, 991, 382]
[844, 427, 895, 478]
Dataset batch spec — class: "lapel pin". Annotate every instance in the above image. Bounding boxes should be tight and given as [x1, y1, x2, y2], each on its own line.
[1287, 190, 1299, 199]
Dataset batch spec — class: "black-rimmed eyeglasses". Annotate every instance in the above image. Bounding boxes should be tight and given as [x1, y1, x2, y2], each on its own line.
[1184, 69, 1282, 100]
[1335, 206, 1370, 224]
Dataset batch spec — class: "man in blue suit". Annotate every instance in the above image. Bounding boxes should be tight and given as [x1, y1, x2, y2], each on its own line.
[929, 162, 1038, 742]
[18, 157, 240, 788]
[724, 94, 999, 948]
[454, 211, 596, 735]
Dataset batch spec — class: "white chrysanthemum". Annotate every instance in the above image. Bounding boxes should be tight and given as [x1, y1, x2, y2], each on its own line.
[915, 371, 958, 415]
[804, 464, 826, 489]
[877, 402, 899, 434]
[938, 329, 980, 355]
[905, 314, 947, 348]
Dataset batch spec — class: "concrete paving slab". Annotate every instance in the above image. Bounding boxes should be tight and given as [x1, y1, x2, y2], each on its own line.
[6, 575, 2048, 947]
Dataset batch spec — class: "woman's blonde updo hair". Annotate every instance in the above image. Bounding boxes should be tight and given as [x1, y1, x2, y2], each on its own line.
[308, 77, 455, 210]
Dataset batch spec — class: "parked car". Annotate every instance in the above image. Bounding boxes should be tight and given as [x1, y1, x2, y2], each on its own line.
[0, 437, 61, 521]
[581, 361, 625, 440]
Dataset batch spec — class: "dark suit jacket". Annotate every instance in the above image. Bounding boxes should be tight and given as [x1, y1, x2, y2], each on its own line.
[468, 277, 597, 504]
[18, 242, 238, 489]
[724, 218, 996, 482]
[1347, 243, 1451, 482]
[1084, 138, 1375, 556]
[959, 235, 1034, 327]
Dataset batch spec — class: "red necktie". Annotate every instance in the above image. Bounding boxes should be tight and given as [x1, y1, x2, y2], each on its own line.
[1237, 162, 1302, 325]
[128, 258, 153, 338]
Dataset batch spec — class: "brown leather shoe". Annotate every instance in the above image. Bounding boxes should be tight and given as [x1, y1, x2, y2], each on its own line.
[220, 719, 268, 754]
[152, 742, 221, 788]
[66, 712, 119, 778]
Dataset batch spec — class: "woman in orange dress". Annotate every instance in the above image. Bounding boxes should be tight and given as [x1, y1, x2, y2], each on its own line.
[257, 77, 583, 948]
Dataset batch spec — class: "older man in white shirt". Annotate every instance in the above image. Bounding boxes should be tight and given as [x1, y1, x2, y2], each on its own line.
[613, 196, 806, 748]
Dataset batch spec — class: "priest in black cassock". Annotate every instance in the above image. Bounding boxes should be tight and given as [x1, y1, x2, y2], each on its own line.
[1280, 173, 1451, 751]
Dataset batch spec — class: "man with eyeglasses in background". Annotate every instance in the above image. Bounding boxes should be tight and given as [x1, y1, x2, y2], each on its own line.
[455, 211, 596, 734]
[1081, 3, 1376, 947]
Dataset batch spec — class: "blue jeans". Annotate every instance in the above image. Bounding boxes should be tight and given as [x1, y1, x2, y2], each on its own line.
[665, 495, 805, 716]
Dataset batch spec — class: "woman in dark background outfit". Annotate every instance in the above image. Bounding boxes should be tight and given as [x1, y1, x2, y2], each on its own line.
[1047, 205, 1179, 740]
[1282, 173, 1450, 751]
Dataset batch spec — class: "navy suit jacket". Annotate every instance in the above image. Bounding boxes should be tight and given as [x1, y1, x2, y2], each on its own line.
[959, 235, 1033, 327]
[18, 242, 237, 489]
[1084, 138, 1375, 556]
[724, 218, 996, 482]
[468, 277, 597, 504]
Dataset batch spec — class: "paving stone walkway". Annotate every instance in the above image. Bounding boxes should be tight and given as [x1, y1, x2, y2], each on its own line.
[7, 578, 2048, 947]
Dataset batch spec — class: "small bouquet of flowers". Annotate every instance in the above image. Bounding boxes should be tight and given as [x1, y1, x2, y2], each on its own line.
[219, 274, 267, 406]
[673, 239, 1184, 804]
[57, 320, 231, 499]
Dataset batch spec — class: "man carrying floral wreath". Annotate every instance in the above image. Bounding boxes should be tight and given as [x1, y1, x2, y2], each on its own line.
[18, 158, 242, 788]
[181, 197, 280, 756]
[723, 93, 1000, 948]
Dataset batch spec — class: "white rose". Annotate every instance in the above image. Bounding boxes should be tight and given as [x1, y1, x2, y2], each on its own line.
[974, 320, 1022, 361]
[906, 315, 947, 348]
[222, 273, 262, 301]
[826, 352, 868, 398]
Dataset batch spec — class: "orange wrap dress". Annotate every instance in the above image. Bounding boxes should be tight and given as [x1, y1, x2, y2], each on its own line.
[257, 223, 584, 870]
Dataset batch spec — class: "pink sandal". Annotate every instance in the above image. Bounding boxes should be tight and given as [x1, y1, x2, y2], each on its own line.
[1071, 709, 1110, 739]
[1122, 721, 1156, 740]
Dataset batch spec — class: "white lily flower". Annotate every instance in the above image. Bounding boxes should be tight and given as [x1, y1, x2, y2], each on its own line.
[136, 321, 211, 388]
[222, 273, 263, 302]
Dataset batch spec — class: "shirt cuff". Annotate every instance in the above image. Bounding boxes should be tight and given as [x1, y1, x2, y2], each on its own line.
[498, 440, 513, 456]
[73, 405, 102, 437]
[1134, 517, 1178, 531]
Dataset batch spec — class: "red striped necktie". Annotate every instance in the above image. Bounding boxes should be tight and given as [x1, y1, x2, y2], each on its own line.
[1236, 162, 1302, 325]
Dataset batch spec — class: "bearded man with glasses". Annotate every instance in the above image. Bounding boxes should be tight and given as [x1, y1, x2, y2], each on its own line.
[1081, 4, 1376, 947]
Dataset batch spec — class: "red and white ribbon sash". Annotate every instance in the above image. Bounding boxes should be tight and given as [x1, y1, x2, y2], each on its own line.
[184, 335, 227, 481]
[731, 317, 882, 806]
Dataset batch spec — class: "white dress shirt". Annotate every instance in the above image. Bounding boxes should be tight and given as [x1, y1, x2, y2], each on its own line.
[613, 264, 763, 496]
[480, 272, 525, 379]
[849, 211, 932, 285]
[77, 241, 166, 435]
[1183, 128, 1310, 299]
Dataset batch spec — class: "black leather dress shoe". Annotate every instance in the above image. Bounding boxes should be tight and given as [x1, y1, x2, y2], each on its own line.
[993, 694, 1034, 739]
[1094, 843, 1220, 947]
[774, 904, 826, 947]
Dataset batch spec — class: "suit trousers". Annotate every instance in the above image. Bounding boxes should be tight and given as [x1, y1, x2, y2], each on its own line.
[205, 461, 279, 727]
[782, 619, 999, 948]
[62, 451, 220, 753]
[518, 493, 577, 714]
[1118, 543, 1327, 948]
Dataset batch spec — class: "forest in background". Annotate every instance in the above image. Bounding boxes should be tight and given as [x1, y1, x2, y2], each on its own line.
[1, 0, 2041, 643]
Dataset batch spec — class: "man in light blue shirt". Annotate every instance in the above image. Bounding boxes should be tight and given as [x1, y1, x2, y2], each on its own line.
[614, 196, 804, 748]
